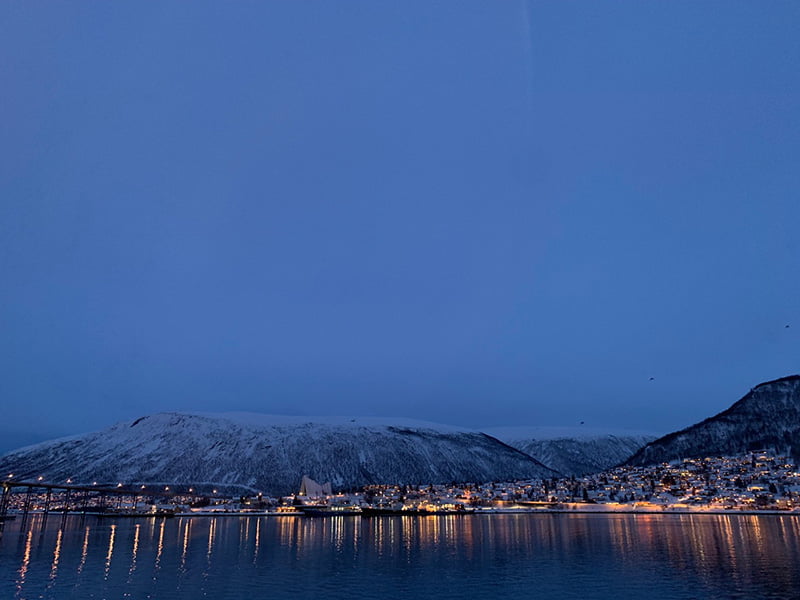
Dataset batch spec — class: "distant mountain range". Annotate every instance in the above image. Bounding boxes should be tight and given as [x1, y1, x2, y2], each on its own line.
[0, 413, 558, 496]
[5, 375, 794, 494]
[486, 427, 657, 477]
[627, 375, 800, 466]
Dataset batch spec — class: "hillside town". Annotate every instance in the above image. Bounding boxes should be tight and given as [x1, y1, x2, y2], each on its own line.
[369, 450, 800, 514]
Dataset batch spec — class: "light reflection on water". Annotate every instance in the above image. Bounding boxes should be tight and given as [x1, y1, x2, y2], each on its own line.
[1, 513, 799, 599]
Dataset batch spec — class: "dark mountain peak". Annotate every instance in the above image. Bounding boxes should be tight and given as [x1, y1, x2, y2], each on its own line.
[724, 375, 800, 410]
[626, 375, 800, 467]
[751, 374, 800, 390]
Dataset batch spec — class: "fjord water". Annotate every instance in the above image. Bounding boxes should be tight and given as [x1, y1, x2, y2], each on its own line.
[2, 514, 799, 599]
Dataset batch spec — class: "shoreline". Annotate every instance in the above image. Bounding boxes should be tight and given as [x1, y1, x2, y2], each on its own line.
[5, 506, 800, 519]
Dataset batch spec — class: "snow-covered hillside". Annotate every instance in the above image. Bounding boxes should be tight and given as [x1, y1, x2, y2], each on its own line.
[485, 426, 657, 476]
[626, 375, 800, 466]
[0, 413, 558, 496]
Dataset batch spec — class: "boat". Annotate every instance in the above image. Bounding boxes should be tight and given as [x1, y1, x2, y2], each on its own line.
[298, 504, 362, 517]
[96, 507, 176, 518]
[360, 505, 426, 516]
[360, 502, 474, 516]
[362, 507, 430, 516]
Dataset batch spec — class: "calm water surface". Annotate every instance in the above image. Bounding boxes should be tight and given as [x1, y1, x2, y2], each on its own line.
[1, 512, 799, 599]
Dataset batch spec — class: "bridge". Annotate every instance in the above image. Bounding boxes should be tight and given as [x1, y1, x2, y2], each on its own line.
[0, 479, 207, 524]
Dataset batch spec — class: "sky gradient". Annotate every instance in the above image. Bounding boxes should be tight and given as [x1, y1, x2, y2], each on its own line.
[1, 2, 799, 452]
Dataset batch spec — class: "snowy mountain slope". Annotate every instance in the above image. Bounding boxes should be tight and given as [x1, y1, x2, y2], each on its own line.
[485, 427, 657, 476]
[0, 413, 558, 496]
[626, 375, 800, 466]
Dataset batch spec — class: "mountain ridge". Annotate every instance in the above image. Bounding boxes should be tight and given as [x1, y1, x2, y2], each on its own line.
[485, 427, 657, 476]
[626, 375, 800, 466]
[0, 412, 558, 496]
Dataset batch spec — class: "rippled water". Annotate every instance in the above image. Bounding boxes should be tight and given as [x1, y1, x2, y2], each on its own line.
[2, 512, 800, 599]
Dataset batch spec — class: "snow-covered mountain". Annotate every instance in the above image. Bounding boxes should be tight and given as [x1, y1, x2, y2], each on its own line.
[485, 427, 657, 476]
[626, 375, 800, 466]
[0, 412, 558, 496]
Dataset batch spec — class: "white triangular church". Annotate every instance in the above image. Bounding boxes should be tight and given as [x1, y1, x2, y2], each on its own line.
[299, 475, 332, 497]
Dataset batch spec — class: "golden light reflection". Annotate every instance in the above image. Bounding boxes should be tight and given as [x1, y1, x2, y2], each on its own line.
[104, 524, 117, 581]
[296, 518, 309, 553]
[180, 519, 192, 572]
[16, 528, 33, 594]
[8, 510, 793, 597]
[353, 515, 361, 554]
[402, 516, 414, 558]
[76, 526, 90, 575]
[331, 516, 344, 552]
[593, 512, 800, 593]
[747, 514, 766, 557]
[277, 516, 296, 549]
[253, 518, 261, 565]
[458, 516, 475, 560]
[442, 515, 456, 547]
[206, 518, 216, 565]
[49, 528, 63, 582]
[778, 516, 790, 544]
[720, 514, 735, 562]
[791, 516, 800, 540]
[154, 519, 166, 573]
[239, 518, 248, 547]
[128, 524, 140, 578]
[372, 516, 385, 556]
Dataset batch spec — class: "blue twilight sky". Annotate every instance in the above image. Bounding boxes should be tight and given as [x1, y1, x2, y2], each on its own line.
[1, 2, 799, 452]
